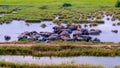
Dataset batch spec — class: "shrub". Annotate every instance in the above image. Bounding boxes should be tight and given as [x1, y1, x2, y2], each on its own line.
[62, 3, 72, 7]
[39, 5, 48, 9]
[115, 0, 120, 7]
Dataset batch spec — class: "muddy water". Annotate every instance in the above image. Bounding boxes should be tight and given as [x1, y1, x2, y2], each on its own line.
[0, 56, 120, 67]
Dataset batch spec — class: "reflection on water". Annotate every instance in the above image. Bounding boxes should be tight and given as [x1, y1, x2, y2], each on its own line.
[0, 56, 120, 67]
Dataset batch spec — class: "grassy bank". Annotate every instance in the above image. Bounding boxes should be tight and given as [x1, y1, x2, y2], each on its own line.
[0, 41, 120, 56]
[0, 0, 119, 24]
[0, 61, 104, 68]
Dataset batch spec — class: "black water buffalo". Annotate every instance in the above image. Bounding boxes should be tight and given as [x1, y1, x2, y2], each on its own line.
[29, 34, 42, 41]
[18, 31, 39, 41]
[89, 29, 102, 35]
[67, 25, 76, 31]
[26, 31, 38, 36]
[60, 31, 70, 36]
[47, 34, 60, 41]
[79, 35, 92, 42]
[18, 35, 28, 40]
[80, 29, 89, 35]
[73, 35, 84, 41]
[92, 38, 100, 42]
[73, 30, 82, 36]
[39, 32, 52, 37]
[4, 35, 11, 41]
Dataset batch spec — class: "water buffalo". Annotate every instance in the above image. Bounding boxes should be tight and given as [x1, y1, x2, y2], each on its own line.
[21, 31, 29, 35]
[73, 30, 82, 37]
[73, 35, 92, 41]
[4, 35, 11, 41]
[66, 24, 79, 31]
[39, 32, 52, 37]
[73, 35, 84, 41]
[92, 38, 100, 42]
[30, 34, 42, 41]
[111, 30, 118, 33]
[18, 34, 28, 40]
[47, 34, 60, 41]
[112, 23, 116, 26]
[23, 31, 38, 37]
[60, 31, 70, 37]
[89, 29, 102, 35]
[80, 35, 92, 42]
[60, 35, 71, 41]
[61, 29, 72, 34]
[107, 18, 110, 20]
[84, 24, 88, 27]
[80, 29, 89, 35]
[53, 25, 65, 30]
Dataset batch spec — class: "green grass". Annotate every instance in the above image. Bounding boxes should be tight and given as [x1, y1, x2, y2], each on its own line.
[0, 42, 119, 56]
[0, 61, 104, 68]
[0, 0, 119, 24]
[0, 0, 116, 6]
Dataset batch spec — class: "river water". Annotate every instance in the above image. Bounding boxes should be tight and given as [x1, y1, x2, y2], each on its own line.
[0, 56, 120, 67]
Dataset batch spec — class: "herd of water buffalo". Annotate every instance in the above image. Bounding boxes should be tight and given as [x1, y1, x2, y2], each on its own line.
[15, 24, 102, 42]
